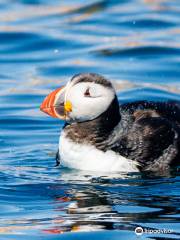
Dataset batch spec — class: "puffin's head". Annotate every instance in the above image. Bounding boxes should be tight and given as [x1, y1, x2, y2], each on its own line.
[40, 73, 116, 122]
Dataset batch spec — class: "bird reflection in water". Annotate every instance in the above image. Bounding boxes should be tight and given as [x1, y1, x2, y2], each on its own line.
[42, 171, 179, 235]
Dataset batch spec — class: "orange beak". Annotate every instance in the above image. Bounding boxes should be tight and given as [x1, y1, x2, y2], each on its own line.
[40, 86, 66, 119]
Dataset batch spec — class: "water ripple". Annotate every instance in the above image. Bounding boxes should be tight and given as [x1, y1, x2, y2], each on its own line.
[0, 0, 180, 239]
[94, 46, 180, 57]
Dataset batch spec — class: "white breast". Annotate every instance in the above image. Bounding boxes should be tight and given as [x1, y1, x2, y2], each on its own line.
[59, 131, 139, 173]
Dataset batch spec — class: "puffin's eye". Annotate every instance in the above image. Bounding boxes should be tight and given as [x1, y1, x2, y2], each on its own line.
[84, 88, 91, 97]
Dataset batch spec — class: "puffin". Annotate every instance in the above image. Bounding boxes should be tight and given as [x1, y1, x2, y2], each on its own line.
[40, 73, 180, 173]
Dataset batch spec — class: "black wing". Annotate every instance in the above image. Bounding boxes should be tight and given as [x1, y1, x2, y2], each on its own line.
[111, 101, 180, 171]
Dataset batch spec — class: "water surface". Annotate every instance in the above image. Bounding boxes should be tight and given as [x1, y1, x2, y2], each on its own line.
[0, 0, 180, 239]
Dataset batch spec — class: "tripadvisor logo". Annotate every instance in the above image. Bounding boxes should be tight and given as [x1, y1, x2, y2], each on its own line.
[135, 227, 143, 235]
[135, 227, 173, 235]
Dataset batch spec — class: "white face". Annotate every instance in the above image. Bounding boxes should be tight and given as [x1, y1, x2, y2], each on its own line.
[64, 79, 115, 122]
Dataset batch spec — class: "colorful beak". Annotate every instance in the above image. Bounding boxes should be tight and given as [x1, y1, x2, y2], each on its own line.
[40, 86, 66, 119]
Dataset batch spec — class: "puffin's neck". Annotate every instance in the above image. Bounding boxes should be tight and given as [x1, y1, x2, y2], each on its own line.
[63, 96, 121, 149]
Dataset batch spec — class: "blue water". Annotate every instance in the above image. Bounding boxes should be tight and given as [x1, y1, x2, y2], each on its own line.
[0, 0, 180, 239]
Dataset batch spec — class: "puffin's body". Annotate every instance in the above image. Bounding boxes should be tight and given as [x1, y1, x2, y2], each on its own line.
[40, 73, 180, 173]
